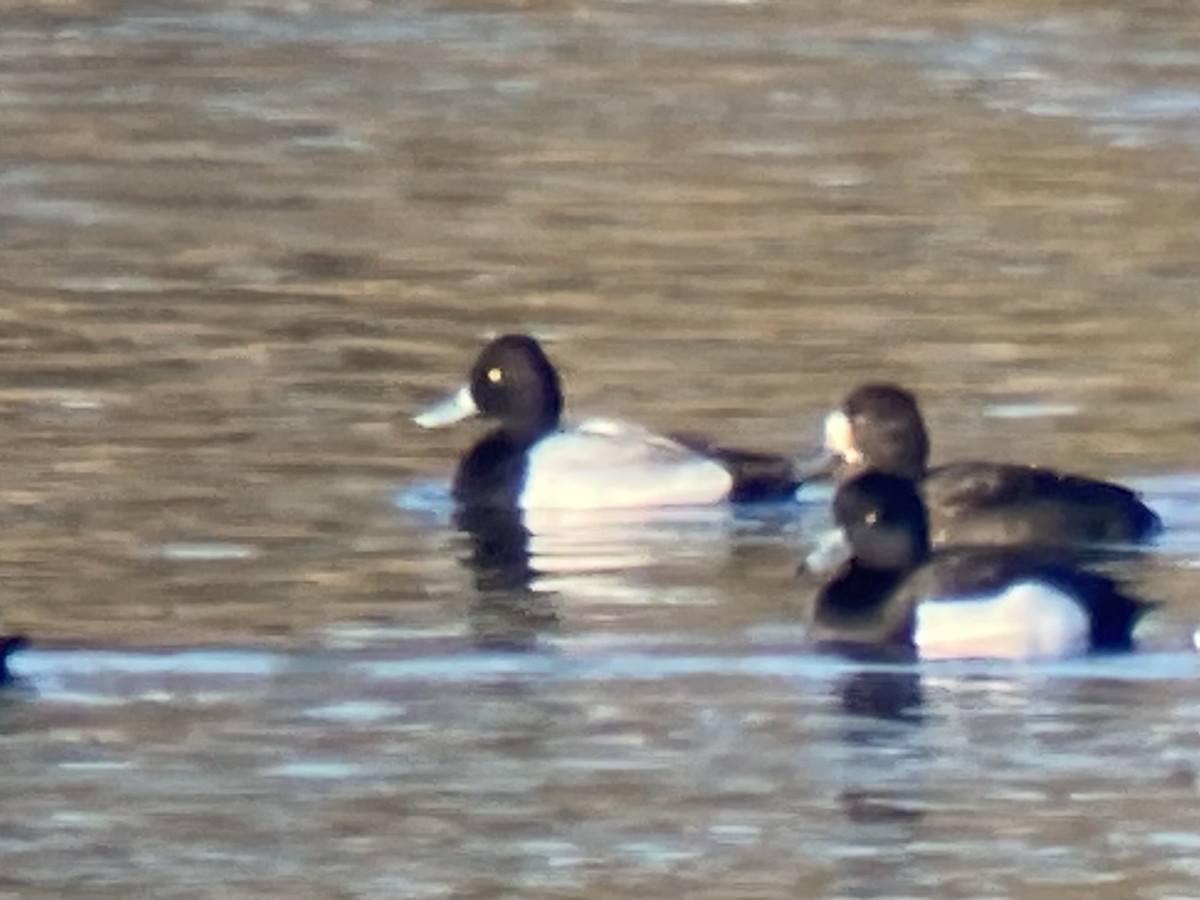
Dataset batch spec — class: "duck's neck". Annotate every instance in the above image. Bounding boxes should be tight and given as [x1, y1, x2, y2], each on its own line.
[497, 380, 562, 443]
[815, 563, 914, 644]
[854, 426, 929, 482]
[843, 454, 926, 483]
[453, 428, 542, 508]
[824, 564, 906, 614]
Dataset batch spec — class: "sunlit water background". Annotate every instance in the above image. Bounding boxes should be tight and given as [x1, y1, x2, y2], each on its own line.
[0, 1, 1198, 896]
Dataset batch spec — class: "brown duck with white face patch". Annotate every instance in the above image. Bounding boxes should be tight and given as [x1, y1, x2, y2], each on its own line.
[814, 383, 1161, 548]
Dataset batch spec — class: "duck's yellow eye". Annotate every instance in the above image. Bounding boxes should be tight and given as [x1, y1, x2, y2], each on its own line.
[486, 367, 503, 383]
[865, 510, 879, 525]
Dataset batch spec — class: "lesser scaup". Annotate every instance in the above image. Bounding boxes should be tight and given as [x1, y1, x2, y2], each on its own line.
[807, 471, 1154, 660]
[415, 334, 799, 510]
[814, 382, 1161, 547]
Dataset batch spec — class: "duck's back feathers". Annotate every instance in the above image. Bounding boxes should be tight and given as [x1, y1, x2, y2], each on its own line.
[924, 462, 1163, 545]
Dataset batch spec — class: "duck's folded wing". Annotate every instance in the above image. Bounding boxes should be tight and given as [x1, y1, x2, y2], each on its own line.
[925, 462, 1160, 542]
[899, 546, 1049, 597]
[923, 462, 1043, 513]
[927, 462, 1144, 511]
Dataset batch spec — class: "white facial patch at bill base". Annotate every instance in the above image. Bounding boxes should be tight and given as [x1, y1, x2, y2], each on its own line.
[914, 580, 1091, 661]
[824, 410, 863, 466]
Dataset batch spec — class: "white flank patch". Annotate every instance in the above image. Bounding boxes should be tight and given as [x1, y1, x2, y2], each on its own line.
[915, 580, 1091, 661]
[520, 419, 734, 510]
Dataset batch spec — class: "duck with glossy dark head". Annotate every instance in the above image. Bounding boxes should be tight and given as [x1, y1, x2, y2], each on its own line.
[809, 472, 1154, 661]
[415, 334, 800, 511]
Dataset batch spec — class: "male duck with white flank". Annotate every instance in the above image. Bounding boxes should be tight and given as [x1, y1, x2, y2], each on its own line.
[808, 471, 1155, 661]
[415, 334, 800, 510]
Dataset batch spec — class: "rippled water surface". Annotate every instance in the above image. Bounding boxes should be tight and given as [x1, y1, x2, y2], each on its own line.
[0, 0, 1198, 896]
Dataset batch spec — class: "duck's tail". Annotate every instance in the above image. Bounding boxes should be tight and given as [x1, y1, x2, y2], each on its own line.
[721, 449, 802, 502]
[1132, 502, 1164, 542]
[671, 434, 801, 503]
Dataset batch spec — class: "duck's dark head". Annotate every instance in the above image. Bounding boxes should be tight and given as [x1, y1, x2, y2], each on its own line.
[415, 334, 564, 439]
[833, 471, 931, 572]
[825, 383, 930, 481]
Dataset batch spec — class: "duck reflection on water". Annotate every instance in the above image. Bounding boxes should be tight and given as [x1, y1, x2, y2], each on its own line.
[455, 505, 558, 652]
[829, 644, 925, 728]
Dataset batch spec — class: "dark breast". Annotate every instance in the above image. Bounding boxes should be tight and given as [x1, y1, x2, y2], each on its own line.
[454, 431, 533, 510]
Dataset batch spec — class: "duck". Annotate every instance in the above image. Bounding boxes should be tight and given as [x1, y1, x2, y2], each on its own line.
[414, 334, 799, 510]
[0, 635, 27, 684]
[807, 471, 1154, 660]
[811, 382, 1161, 547]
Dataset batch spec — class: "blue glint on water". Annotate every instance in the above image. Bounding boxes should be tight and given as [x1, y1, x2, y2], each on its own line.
[392, 478, 455, 526]
[302, 701, 406, 723]
[983, 402, 1081, 419]
[25, 648, 285, 677]
[1129, 474, 1200, 559]
[264, 760, 369, 780]
[4, 640, 1197, 712]
[132, 542, 262, 562]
